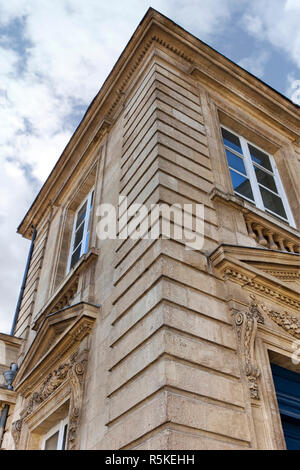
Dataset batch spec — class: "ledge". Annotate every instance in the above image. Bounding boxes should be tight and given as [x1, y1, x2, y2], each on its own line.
[32, 247, 99, 332]
[209, 244, 300, 311]
[210, 188, 300, 244]
[14, 301, 99, 394]
[0, 388, 17, 406]
[0, 333, 23, 347]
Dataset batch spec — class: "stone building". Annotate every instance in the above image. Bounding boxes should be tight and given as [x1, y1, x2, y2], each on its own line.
[0, 8, 300, 450]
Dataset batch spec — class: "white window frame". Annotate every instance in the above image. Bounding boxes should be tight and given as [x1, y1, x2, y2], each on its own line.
[66, 188, 94, 274]
[41, 417, 68, 450]
[221, 126, 296, 228]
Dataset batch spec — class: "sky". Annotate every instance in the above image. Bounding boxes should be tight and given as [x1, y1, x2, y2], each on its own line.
[0, 0, 300, 334]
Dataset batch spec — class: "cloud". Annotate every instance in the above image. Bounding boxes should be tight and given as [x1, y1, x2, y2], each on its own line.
[238, 51, 269, 78]
[166, 0, 243, 38]
[286, 74, 300, 105]
[241, 0, 300, 70]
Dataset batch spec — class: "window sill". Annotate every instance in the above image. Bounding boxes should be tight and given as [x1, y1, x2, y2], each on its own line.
[210, 188, 300, 253]
[211, 188, 299, 234]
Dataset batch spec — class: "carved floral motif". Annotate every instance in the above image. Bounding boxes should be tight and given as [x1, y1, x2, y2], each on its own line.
[23, 360, 72, 418]
[261, 305, 300, 339]
[12, 350, 88, 450]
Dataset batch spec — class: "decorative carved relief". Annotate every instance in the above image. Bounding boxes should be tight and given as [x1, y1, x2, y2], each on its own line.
[23, 359, 73, 418]
[66, 351, 88, 450]
[50, 278, 79, 313]
[233, 296, 264, 400]
[11, 419, 23, 449]
[259, 270, 300, 282]
[13, 349, 88, 450]
[261, 305, 300, 339]
[223, 267, 300, 310]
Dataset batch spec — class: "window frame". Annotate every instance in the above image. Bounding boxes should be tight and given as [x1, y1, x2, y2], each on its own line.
[66, 188, 94, 274]
[41, 417, 68, 450]
[221, 126, 296, 228]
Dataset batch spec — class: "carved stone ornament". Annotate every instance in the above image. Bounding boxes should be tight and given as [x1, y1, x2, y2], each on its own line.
[223, 267, 300, 311]
[23, 359, 73, 418]
[233, 295, 264, 400]
[11, 419, 23, 449]
[66, 353, 88, 450]
[12, 350, 88, 450]
[261, 305, 300, 339]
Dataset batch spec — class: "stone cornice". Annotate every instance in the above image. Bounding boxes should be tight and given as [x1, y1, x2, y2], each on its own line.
[210, 245, 300, 311]
[0, 333, 23, 348]
[151, 15, 299, 131]
[0, 388, 18, 406]
[14, 303, 98, 395]
[17, 8, 300, 239]
[259, 270, 300, 282]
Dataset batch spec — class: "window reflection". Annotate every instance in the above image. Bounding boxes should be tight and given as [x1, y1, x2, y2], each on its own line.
[229, 170, 254, 201]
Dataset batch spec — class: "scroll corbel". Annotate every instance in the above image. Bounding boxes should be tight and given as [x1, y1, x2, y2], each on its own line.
[233, 296, 264, 399]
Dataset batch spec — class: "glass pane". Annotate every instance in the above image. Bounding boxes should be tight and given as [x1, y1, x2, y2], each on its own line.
[260, 187, 287, 219]
[255, 167, 278, 193]
[75, 202, 87, 230]
[221, 128, 243, 154]
[248, 144, 272, 171]
[70, 243, 82, 269]
[45, 431, 59, 450]
[61, 424, 68, 450]
[73, 223, 84, 250]
[90, 191, 94, 208]
[230, 170, 254, 201]
[225, 149, 246, 175]
[84, 231, 89, 254]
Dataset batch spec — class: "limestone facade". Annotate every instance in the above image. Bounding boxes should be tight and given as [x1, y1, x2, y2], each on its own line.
[1, 9, 300, 450]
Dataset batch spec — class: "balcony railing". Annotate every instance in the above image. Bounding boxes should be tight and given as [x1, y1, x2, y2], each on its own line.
[245, 215, 300, 254]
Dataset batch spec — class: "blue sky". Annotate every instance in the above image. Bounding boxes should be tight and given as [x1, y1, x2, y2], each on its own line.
[0, 0, 300, 333]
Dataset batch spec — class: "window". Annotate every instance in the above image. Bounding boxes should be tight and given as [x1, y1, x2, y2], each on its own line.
[67, 189, 94, 272]
[271, 364, 300, 450]
[221, 127, 295, 226]
[42, 418, 68, 450]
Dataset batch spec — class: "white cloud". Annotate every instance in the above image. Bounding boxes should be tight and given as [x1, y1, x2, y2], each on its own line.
[239, 51, 269, 78]
[0, 160, 33, 334]
[285, 0, 300, 11]
[286, 74, 300, 105]
[242, 0, 300, 70]
[166, 0, 242, 38]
